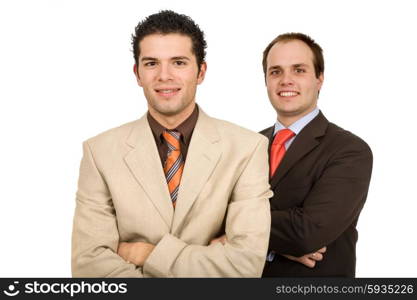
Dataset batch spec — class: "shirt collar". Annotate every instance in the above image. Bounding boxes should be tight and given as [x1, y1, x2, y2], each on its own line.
[273, 107, 320, 136]
[147, 105, 199, 145]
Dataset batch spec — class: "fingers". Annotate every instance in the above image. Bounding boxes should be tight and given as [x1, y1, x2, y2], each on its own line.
[117, 242, 130, 261]
[211, 237, 226, 245]
[219, 235, 227, 245]
[308, 246, 327, 261]
[282, 254, 316, 268]
[281, 246, 328, 268]
[210, 234, 227, 245]
[209, 238, 218, 245]
[117, 242, 127, 255]
[309, 252, 323, 261]
[317, 246, 327, 253]
[282, 251, 324, 268]
[282, 254, 296, 261]
[299, 256, 316, 268]
[210, 237, 222, 245]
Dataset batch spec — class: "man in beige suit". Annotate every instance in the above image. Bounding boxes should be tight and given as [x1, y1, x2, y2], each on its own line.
[72, 10, 272, 277]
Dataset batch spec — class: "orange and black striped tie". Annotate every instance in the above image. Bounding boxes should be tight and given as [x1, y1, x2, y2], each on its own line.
[162, 130, 184, 208]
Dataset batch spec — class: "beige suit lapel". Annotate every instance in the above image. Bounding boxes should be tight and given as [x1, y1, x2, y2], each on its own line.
[124, 115, 174, 229]
[172, 110, 222, 234]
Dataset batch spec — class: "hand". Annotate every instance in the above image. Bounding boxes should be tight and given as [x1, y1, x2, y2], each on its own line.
[282, 246, 327, 268]
[117, 242, 155, 267]
[209, 234, 227, 245]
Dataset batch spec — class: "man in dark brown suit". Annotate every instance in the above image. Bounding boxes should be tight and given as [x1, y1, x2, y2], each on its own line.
[261, 33, 373, 277]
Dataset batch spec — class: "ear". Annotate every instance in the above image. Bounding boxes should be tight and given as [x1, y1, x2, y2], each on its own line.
[317, 72, 324, 90]
[133, 64, 142, 87]
[197, 62, 207, 85]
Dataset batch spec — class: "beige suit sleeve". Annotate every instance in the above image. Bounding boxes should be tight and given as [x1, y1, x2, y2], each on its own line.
[71, 141, 144, 277]
[143, 137, 272, 277]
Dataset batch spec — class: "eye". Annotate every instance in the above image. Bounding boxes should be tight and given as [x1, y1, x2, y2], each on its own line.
[174, 60, 187, 66]
[144, 61, 157, 67]
[270, 70, 281, 76]
[294, 68, 306, 73]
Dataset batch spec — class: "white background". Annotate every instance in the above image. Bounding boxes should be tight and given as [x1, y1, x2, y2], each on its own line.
[0, 0, 416, 277]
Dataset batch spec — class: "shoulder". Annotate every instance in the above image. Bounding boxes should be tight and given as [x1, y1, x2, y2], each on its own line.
[259, 125, 274, 137]
[84, 119, 140, 149]
[210, 117, 269, 146]
[326, 122, 372, 156]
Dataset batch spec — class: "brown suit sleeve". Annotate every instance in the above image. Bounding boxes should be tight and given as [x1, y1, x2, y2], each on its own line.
[269, 138, 373, 256]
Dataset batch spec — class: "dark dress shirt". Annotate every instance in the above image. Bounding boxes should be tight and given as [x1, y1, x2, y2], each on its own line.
[147, 105, 199, 166]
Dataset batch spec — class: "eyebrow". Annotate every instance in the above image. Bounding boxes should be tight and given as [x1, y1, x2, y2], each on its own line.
[171, 56, 190, 61]
[293, 63, 309, 68]
[140, 57, 157, 62]
[140, 56, 191, 62]
[268, 65, 282, 72]
[268, 63, 310, 71]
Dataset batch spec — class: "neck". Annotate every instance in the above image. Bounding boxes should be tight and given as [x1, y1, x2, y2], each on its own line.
[277, 106, 317, 127]
[149, 102, 196, 129]
[277, 115, 300, 127]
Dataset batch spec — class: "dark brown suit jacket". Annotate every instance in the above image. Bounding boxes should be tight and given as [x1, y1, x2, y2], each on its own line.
[261, 111, 373, 277]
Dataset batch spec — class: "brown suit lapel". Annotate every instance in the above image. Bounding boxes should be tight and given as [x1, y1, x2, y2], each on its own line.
[268, 111, 329, 190]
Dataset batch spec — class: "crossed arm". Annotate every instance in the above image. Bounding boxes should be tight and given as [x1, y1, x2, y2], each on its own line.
[117, 238, 326, 269]
[281, 247, 327, 268]
[72, 138, 272, 277]
[117, 242, 155, 267]
[268, 140, 373, 265]
[117, 235, 228, 267]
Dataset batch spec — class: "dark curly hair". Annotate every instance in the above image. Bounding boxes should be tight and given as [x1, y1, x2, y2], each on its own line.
[132, 10, 207, 72]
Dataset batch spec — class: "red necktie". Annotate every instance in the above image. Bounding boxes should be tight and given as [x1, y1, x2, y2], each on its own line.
[269, 129, 295, 177]
[162, 130, 184, 208]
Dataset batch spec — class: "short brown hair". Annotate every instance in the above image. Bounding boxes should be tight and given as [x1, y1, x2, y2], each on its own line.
[262, 32, 324, 78]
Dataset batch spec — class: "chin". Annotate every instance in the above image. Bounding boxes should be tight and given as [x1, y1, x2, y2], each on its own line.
[277, 108, 303, 117]
[157, 108, 182, 117]
[276, 105, 299, 114]
[154, 104, 186, 117]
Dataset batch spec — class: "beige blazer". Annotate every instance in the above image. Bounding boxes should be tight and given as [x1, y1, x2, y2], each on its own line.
[72, 109, 272, 277]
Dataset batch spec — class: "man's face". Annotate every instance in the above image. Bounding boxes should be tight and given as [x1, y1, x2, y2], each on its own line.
[266, 40, 323, 122]
[134, 33, 206, 118]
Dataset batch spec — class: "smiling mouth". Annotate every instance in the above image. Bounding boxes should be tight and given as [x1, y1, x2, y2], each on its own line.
[155, 88, 181, 97]
[278, 91, 299, 97]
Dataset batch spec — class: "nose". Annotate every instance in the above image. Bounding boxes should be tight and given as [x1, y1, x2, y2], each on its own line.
[279, 71, 294, 86]
[157, 63, 174, 82]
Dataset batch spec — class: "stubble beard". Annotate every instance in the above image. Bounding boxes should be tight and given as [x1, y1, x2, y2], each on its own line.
[148, 95, 194, 118]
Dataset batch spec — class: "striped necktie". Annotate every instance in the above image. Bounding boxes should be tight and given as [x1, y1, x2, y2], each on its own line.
[162, 130, 184, 208]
